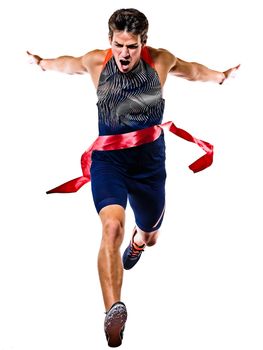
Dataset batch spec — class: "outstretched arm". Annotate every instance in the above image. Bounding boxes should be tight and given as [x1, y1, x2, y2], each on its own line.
[170, 56, 240, 84]
[164, 45, 240, 84]
[27, 49, 107, 87]
[27, 50, 88, 74]
[150, 48, 240, 86]
[27, 50, 92, 74]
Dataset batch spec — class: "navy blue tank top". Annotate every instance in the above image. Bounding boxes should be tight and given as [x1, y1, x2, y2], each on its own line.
[96, 47, 165, 136]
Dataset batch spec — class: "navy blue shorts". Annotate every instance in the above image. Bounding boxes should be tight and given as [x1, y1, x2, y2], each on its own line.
[90, 133, 166, 232]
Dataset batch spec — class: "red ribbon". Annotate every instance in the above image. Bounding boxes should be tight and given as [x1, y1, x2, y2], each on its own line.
[46, 121, 213, 194]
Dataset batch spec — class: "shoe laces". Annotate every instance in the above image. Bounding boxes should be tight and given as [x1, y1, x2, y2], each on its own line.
[129, 242, 144, 258]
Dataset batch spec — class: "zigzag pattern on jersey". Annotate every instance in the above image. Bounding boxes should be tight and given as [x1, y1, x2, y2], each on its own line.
[97, 54, 165, 135]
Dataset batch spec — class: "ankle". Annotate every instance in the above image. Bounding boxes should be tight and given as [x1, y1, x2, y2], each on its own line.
[133, 231, 146, 248]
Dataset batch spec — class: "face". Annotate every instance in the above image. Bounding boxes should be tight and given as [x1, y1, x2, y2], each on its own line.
[109, 31, 143, 73]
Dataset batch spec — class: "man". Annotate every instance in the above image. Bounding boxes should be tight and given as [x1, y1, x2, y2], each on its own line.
[27, 8, 239, 347]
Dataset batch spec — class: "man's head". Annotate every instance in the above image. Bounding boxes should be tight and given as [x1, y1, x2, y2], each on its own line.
[108, 8, 149, 73]
[108, 8, 148, 44]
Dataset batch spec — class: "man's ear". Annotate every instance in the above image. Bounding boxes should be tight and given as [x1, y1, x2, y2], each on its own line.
[142, 34, 148, 46]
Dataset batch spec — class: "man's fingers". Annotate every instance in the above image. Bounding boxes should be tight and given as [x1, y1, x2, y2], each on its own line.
[26, 51, 41, 65]
[27, 53, 38, 64]
[229, 65, 240, 79]
[26, 51, 34, 63]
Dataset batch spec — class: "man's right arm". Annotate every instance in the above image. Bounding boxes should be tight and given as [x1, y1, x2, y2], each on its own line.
[27, 49, 104, 75]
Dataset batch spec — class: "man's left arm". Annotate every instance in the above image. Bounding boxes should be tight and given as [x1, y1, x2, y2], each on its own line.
[170, 57, 240, 84]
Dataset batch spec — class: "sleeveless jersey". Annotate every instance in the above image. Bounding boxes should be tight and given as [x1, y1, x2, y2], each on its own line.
[96, 47, 165, 136]
[46, 48, 214, 195]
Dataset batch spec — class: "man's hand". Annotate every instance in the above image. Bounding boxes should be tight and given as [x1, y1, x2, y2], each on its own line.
[221, 64, 241, 84]
[27, 51, 45, 70]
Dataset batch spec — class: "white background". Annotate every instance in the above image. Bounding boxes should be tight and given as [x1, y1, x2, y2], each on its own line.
[0, 0, 262, 349]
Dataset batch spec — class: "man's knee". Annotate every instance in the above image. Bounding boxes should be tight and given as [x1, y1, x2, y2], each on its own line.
[101, 218, 125, 249]
[99, 205, 125, 246]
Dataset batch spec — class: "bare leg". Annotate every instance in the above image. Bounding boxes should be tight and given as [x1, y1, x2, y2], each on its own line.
[98, 205, 125, 311]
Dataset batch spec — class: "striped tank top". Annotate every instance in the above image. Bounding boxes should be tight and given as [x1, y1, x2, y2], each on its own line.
[46, 48, 214, 194]
[96, 46, 165, 136]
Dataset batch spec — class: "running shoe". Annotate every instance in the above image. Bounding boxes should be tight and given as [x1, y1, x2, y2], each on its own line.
[104, 301, 127, 347]
[122, 228, 146, 270]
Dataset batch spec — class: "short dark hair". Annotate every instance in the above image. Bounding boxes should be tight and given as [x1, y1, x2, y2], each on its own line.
[108, 8, 149, 44]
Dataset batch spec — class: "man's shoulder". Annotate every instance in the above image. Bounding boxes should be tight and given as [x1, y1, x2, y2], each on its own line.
[147, 46, 175, 61]
[147, 46, 176, 70]
[82, 49, 109, 69]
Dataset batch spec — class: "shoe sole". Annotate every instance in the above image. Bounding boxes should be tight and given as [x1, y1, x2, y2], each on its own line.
[105, 305, 127, 347]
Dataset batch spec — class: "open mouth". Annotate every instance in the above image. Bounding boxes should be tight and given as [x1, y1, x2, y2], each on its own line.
[120, 60, 130, 66]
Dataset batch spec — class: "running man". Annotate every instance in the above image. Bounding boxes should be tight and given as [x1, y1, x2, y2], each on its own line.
[27, 8, 239, 347]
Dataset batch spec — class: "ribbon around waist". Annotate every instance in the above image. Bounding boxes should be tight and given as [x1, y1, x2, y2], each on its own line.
[46, 121, 214, 194]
